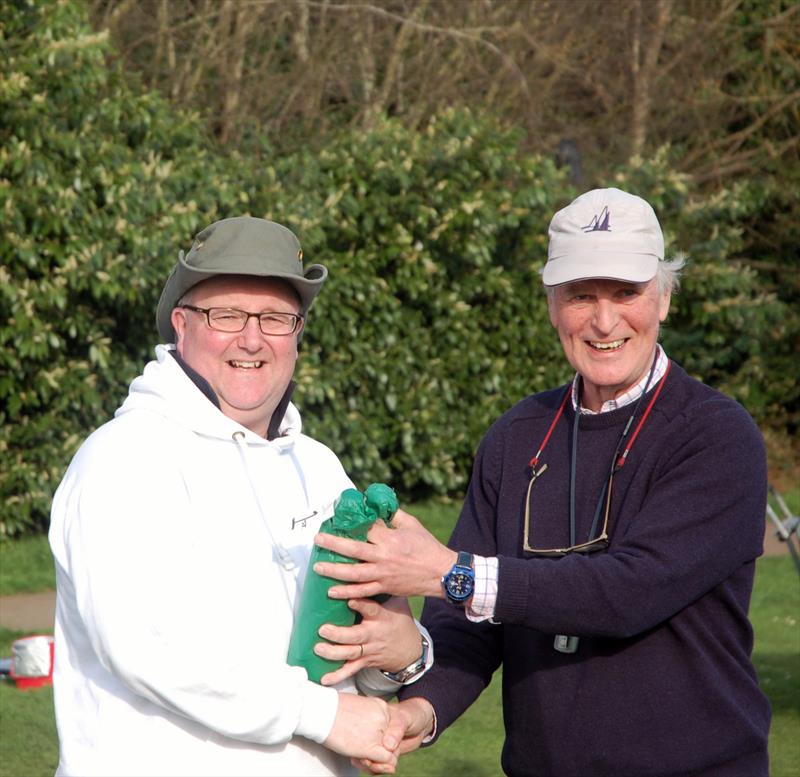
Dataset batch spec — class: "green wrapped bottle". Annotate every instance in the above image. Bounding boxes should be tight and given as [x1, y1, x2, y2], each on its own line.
[287, 483, 398, 683]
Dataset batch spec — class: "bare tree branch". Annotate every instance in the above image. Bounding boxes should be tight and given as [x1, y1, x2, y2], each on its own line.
[630, 0, 673, 159]
[87, 0, 799, 183]
[305, 0, 531, 100]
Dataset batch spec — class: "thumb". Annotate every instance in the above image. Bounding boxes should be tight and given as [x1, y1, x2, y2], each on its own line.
[347, 597, 381, 618]
[382, 708, 410, 752]
[390, 508, 421, 530]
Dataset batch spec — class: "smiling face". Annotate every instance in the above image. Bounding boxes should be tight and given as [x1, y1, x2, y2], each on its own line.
[171, 275, 303, 436]
[547, 277, 671, 412]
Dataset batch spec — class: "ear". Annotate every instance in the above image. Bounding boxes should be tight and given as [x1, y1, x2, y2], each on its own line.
[171, 307, 188, 351]
[658, 290, 671, 322]
[293, 317, 306, 355]
[546, 291, 559, 328]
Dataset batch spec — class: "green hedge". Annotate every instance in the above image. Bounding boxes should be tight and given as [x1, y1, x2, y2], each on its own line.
[613, 151, 797, 431]
[1, 0, 251, 535]
[250, 112, 571, 496]
[2, 1, 796, 537]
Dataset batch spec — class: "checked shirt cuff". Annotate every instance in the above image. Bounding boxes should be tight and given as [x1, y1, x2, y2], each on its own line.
[466, 555, 498, 622]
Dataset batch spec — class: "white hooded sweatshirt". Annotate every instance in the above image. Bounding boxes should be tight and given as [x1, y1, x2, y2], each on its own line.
[49, 345, 386, 776]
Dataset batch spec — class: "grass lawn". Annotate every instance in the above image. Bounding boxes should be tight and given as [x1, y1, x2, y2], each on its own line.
[0, 535, 56, 595]
[1, 498, 798, 777]
[0, 654, 57, 777]
[749, 555, 800, 777]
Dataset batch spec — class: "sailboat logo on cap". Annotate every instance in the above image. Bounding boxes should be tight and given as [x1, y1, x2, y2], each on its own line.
[582, 206, 611, 233]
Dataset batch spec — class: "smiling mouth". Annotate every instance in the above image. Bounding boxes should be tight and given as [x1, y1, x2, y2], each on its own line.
[588, 339, 626, 351]
[228, 360, 263, 369]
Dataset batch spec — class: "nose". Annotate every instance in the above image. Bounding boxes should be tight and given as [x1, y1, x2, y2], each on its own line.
[592, 298, 619, 335]
[238, 315, 265, 350]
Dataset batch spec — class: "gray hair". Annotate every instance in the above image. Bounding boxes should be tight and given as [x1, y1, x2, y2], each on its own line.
[655, 254, 687, 294]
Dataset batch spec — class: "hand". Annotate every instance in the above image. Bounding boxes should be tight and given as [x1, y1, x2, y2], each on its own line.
[324, 693, 397, 767]
[314, 509, 457, 600]
[316, 596, 423, 686]
[353, 697, 436, 775]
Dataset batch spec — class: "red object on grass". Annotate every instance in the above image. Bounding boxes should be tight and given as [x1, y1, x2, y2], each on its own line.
[9, 634, 54, 689]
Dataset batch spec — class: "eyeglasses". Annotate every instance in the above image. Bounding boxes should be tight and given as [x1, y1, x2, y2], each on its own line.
[180, 305, 304, 336]
[522, 464, 614, 556]
[521, 357, 673, 557]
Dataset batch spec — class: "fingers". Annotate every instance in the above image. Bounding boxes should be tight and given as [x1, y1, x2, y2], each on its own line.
[398, 735, 426, 755]
[347, 705, 409, 773]
[352, 757, 397, 775]
[316, 509, 420, 560]
[328, 581, 384, 599]
[388, 509, 425, 533]
[314, 559, 373, 582]
[317, 618, 365, 645]
[326, 694, 396, 762]
[397, 697, 436, 741]
[345, 597, 382, 619]
[314, 638, 364, 660]
[365, 517, 394, 541]
[318, 596, 420, 682]
[382, 707, 410, 752]
[316, 598, 383, 649]
[319, 660, 362, 686]
[361, 746, 396, 768]
[314, 532, 375, 561]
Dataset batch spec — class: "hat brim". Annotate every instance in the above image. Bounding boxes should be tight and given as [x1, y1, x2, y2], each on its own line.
[156, 261, 328, 342]
[542, 252, 658, 286]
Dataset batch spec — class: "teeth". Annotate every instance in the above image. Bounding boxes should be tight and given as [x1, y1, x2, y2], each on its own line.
[229, 360, 262, 368]
[590, 339, 624, 351]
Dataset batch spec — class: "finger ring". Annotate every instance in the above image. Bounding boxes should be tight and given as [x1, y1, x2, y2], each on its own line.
[358, 644, 364, 659]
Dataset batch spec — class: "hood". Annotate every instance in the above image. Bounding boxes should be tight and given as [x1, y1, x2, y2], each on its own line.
[115, 344, 302, 449]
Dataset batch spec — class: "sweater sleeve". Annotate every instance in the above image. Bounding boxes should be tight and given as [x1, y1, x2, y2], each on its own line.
[49, 430, 339, 747]
[494, 396, 768, 637]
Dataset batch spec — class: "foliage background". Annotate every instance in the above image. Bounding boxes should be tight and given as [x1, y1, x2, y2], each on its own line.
[1, 0, 798, 537]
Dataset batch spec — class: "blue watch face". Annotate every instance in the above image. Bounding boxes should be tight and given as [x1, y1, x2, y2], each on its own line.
[445, 568, 474, 601]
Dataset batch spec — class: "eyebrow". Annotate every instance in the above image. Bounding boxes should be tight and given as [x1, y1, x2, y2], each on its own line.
[203, 305, 301, 315]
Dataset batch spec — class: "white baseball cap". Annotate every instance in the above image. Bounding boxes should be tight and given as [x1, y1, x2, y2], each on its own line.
[542, 187, 664, 286]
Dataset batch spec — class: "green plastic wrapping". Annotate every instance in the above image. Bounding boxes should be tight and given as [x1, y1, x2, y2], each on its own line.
[286, 483, 398, 683]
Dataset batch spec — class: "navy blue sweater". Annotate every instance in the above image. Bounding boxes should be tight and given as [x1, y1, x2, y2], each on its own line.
[404, 362, 771, 777]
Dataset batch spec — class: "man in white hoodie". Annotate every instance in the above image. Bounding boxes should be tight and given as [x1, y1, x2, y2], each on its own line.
[48, 217, 430, 776]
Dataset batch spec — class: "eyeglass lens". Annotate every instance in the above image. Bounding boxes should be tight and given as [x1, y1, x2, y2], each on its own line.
[206, 308, 300, 335]
[523, 469, 612, 556]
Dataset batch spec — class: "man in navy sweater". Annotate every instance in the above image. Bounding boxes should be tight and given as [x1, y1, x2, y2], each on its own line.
[314, 188, 771, 776]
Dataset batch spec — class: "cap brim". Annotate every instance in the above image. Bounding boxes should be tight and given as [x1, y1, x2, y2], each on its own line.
[542, 252, 658, 286]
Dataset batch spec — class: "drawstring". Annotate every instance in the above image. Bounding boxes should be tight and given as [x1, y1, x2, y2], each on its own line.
[232, 431, 298, 574]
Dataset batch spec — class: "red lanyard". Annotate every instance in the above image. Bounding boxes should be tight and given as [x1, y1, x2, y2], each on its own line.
[615, 360, 671, 470]
[529, 388, 571, 470]
[529, 360, 672, 473]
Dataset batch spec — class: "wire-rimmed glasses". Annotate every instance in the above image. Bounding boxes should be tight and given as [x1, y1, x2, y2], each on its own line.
[522, 464, 614, 557]
[180, 305, 304, 336]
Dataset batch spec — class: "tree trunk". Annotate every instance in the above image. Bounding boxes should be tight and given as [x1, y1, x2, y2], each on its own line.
[630, 0, 672, 159]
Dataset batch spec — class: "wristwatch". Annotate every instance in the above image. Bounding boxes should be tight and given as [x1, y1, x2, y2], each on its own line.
[441, 551, 475, 606]
[380, 634, 430, 684]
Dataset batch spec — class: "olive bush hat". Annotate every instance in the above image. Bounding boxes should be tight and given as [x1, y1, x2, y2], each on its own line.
[156, 217, 328, 341]
[543, 187, 664, 286]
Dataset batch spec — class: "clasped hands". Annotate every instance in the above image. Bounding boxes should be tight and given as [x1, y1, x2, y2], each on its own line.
[323, 693, 435, 774]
